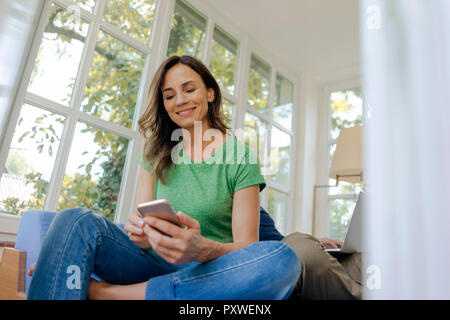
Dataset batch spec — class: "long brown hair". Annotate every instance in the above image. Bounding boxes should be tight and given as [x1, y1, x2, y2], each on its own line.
[138, 55, 229, 184]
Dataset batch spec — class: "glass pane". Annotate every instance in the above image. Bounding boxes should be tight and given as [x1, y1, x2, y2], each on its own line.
[28, 4, 89, 106]
[0, 105, 65, 215]
[167, 0, 206, 59]
[81, 30, 145, 128]
[244, 112, 269, 173]
[274, 73, 293, 130]
[328, 197, 358, 242]
[248, 54, 271, 114]
[330, 88, 363, 140]
[103, 0, 156, 43]
[270, 127, 291, 186]
[72, 0, 96, 12]
[58, 122, 129, 220]
[222, 98, 233, 128]
[209, 26, 238, 95]
[268, 189, 288, 235]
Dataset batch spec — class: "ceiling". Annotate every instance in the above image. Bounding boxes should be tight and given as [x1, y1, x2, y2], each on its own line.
[209, 0, 361, 76]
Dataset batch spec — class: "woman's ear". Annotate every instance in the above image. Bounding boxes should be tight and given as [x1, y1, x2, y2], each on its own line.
[207, 88, 215, 103]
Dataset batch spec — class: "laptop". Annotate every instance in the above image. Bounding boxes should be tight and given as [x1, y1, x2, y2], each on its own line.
[325, 191, 365, 254]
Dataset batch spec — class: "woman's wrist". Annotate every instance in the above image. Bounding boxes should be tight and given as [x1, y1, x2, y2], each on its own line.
[198, 237, 224, 262]
[198, 237, 252, 263]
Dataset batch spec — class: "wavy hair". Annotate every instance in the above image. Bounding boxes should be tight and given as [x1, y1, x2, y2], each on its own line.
[138, 55, 229, 184]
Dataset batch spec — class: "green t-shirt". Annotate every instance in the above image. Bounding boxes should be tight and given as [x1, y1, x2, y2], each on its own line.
[137, 136, 266, 243]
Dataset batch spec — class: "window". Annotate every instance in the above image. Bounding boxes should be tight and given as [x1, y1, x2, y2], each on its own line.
[244, 55, 294, 234]
[0, 1, 157, 220]
[167, 0, 207, 59]
[0, 0, 298, 236]
[209, 26, 238, 126]
[327, 88, 363, 241]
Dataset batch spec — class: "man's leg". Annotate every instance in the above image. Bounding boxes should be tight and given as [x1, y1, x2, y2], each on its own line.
[281, 232, 362, 300]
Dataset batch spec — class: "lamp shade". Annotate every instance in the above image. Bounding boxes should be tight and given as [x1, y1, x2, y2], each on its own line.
[329, 126, 362, 183]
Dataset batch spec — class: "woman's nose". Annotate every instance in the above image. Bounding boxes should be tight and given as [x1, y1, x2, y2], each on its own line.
[175, 92, 188, 106]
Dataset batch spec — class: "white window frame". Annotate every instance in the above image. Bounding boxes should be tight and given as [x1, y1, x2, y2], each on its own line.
[0, 0, 174, 230]
[0, 0, 300, 239]
[315, 77, 362, 237]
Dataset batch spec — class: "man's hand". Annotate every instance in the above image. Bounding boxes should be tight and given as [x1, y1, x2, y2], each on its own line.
[318, 237, 343, 249]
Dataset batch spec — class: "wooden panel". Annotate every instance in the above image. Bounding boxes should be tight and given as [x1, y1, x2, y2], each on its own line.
[0, 248, 27, 300]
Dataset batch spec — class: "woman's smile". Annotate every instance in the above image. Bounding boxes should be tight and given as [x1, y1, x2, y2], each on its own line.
[176, 107, 196, 117]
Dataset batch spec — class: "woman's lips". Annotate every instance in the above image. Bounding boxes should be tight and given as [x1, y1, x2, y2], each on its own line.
[176, 107, 196, 117]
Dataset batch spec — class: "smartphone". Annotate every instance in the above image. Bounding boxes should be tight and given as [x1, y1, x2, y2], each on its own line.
[137, 199, 182, 227]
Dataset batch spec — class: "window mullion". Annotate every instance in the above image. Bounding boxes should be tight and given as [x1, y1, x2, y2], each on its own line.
[44, 0, 105, 211]
[233, 36, 250, 130]
[69, 0, 105, 112]
[202, 17, 214, 66]
[52, 0, 95, 22]
[98, 22, 152, 55]
[43, 113, 77, 211]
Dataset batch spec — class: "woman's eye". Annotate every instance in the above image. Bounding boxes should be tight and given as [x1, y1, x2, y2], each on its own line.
[186, 88, 195, 93]
[165, 95, 174, 100]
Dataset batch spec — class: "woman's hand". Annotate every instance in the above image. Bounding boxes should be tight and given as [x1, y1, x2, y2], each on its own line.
[318, 237, 343, 249]
[143, 212, 214, 265]
[124, 212, 152, 250]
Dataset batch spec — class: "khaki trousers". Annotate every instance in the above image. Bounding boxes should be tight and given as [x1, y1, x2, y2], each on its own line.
[281, 232, 363, 300]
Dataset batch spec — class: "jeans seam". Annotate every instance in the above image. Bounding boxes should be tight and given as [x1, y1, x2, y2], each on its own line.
[174, 243, 289, 284]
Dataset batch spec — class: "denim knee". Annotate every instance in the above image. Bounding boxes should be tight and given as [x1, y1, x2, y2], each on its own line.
[52, 208, 106, 235]
[233, 241, 301, 299]
[258, 241, 301, 296]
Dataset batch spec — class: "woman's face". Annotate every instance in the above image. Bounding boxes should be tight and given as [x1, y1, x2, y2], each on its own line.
[161, 63, 215, 130]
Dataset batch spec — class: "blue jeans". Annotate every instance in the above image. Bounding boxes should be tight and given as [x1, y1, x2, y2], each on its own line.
[27, 208, 301, 300]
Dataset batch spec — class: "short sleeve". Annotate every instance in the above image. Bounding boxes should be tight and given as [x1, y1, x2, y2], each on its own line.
[232, 144, 266, 193]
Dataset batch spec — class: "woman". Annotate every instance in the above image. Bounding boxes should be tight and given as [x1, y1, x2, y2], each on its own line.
[27, 55, 300, 300]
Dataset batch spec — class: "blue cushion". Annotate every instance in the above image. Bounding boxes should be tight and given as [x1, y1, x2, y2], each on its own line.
[14, 210, 57, 294]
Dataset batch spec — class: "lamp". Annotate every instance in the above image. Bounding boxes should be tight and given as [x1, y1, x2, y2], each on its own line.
[312, 126, 363, 235]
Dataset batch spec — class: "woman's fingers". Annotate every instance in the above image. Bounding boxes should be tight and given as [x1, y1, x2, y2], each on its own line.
[124, 212, 145, 235]
[124, 223, 144, 235]
[176, 212, 200, 230]
[143, 224, 179, 261]
[143, 216, 183, 237]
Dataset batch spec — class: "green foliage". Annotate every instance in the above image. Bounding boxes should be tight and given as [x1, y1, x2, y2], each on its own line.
[0, 172, 47, 216]
[167, 2, 206, 59]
